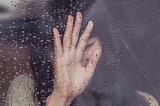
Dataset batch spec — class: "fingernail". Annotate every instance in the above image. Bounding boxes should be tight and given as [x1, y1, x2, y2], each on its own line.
[68, 15, 73, 21]
[77, 12, 82, 19]
[88, 21, 93, 26]
[53, 28, 56, 31]
[53, 28, 58, 33]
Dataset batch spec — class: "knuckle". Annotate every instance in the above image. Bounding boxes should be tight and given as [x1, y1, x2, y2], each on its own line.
[78, 47, 85, 51]
[72, 33, 78, 37]
[54, 45, 62, 50]
[86, 27, 92, 33]
[80, 37, 87, 43]
[75, 21, 82, 24]
[66, 23, 73, 29]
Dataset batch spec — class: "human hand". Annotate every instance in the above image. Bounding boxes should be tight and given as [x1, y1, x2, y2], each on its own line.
[46, 12, 101, 106]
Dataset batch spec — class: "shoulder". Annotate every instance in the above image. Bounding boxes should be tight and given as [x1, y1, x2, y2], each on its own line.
[4, 74, 37, 106]
[9, 74, 35, 92]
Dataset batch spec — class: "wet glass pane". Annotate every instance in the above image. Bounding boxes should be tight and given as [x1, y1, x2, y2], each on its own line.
[0, 0, 160, 106]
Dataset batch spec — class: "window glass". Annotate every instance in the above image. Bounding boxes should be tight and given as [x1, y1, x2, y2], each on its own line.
[0, 0, 160, 106]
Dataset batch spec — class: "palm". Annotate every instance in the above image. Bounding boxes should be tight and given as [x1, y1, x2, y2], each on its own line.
[50, 12, 101, 101]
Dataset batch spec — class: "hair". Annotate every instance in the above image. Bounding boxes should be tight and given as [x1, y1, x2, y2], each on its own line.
[70, 0, 160, 106]
[29, 0, 96, 105]
[30, 0, 160, 105]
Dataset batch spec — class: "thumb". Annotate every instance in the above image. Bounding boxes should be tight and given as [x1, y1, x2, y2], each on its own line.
[85, 49, 101, 76]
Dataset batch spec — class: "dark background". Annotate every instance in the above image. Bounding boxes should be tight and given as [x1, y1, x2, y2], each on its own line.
[0, 0, 160, 106]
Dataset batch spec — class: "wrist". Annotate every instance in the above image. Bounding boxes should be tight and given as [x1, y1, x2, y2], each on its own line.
[46, 92, 67, 106]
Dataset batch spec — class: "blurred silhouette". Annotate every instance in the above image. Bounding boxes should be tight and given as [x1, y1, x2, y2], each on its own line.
[1, 0, 160, 106]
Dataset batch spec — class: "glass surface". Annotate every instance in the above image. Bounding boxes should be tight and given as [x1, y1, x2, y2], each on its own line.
[1, 0, 160, 106]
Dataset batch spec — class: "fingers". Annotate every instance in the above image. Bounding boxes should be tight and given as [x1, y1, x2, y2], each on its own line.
[87, 36, 99, 46]
[82, 37, 102, 67]
[86, 49, 101, 76]
[76, 21, 93, 61]
[53, 28, 63, 58]
[53, 12, 94, 63]
[77, 21, 93, 50]
[63, 15, 74, 52]
[83, 37, 101, 60]
[71, 12, 82, 48]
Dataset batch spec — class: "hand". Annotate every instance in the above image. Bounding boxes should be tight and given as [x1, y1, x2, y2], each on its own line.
[46, 12, 102, 106]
